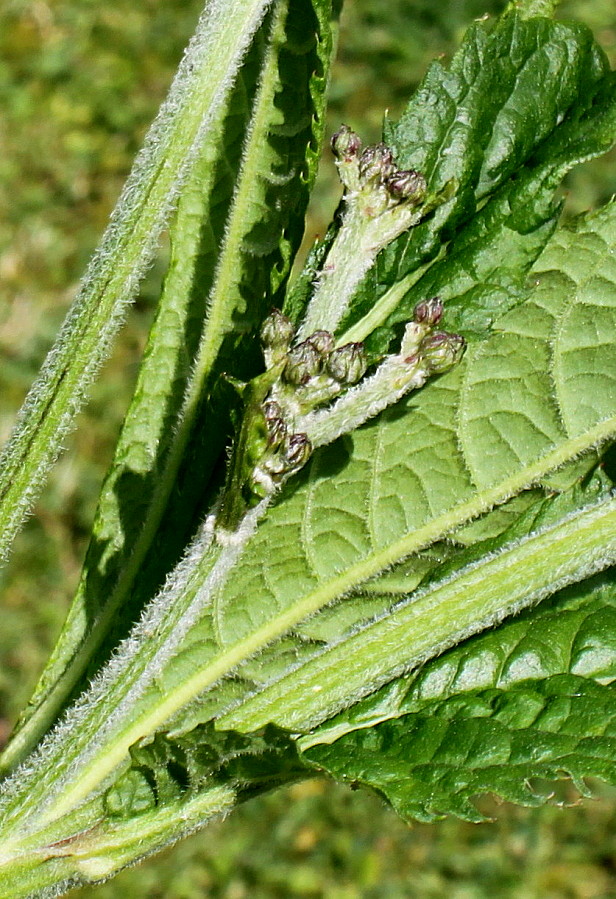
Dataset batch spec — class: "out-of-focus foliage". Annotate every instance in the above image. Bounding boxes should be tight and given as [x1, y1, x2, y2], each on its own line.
[1, 0, 616, 895]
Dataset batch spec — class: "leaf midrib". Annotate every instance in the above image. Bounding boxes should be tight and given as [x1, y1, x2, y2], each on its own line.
[231, 493, 616, 735]
[114, 416, 616, 743]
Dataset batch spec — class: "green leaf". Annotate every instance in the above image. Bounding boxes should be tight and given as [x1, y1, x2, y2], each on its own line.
[217, 484, 616, 735]
[0, 0, 274, 564]
[299, 556, 616, 747]
[0, 0, 339, 776]
[390, 12, 607, 244]
[104, 723, 308, 819]
[304, 675, 616, 823]
[336, 12, 614, 350]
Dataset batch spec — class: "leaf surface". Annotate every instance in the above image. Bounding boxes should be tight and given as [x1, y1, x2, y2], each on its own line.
[336, 12, 613, 349]
[304, 675, 616, 822]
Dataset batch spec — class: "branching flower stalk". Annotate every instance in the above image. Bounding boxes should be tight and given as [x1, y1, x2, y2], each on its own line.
[217, 300, 464, 532]
[218, 129, 464, 532]
[298, 126, 454, 339]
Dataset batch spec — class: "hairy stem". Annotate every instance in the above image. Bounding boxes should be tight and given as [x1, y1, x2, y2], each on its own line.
[0, 0, 274, 564]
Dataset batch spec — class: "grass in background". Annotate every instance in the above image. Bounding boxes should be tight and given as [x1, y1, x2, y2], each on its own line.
[1, 1, 615, 894]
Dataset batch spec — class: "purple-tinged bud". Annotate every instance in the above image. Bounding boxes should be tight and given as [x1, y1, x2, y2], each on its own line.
[358, 143, 395, 184]
[260, 309, 295, 352]
[284, 340, 322, 385]
[306, 329, 335, 356]
[420, 332, 466, 374]
[265, 414, 287, 449]
[413, 297, 443, 327]
[385, 169, 427, 203]
[331, 125, 362, 160]
[327, 342, 367, 385]
[263, 399, 283, 422]
[284, 433, 313, 470]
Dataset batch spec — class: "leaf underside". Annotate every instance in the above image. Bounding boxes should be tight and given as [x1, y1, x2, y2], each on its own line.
[197, 201, 616, 734]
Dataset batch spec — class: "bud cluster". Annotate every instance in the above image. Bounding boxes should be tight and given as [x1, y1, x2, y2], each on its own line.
[298, 298, 465, 450]
[244, 310, 370, 498]
[397, 298, 465, 372]
[261, 401, 313, 472]
[220, 130, 462, 530]
[331, 125, 427, 215]
[251, 412, 312, 497]
[260, 309, 368, 410]
[222, 297, 464, 529]
[297, 126, 454, 340]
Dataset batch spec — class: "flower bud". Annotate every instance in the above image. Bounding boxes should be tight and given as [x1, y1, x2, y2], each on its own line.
[331, 125, 362, 160]
[263, 399, 283, 422]
[420, 332, 465, 374]
[358, 143, 395, 184]
[284, 432, 312, 470]
[284, 340, 322, 385]
[265, 413, 287, 450]
[327, 342, 367, 385]
[306, 329, 335, 356]
[413, 297, 443, 326]
[385, 169, 427, 203]
[260, 309, 295, 353]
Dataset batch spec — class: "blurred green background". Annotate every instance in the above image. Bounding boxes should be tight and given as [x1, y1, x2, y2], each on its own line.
[1, 1, 616, 895]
